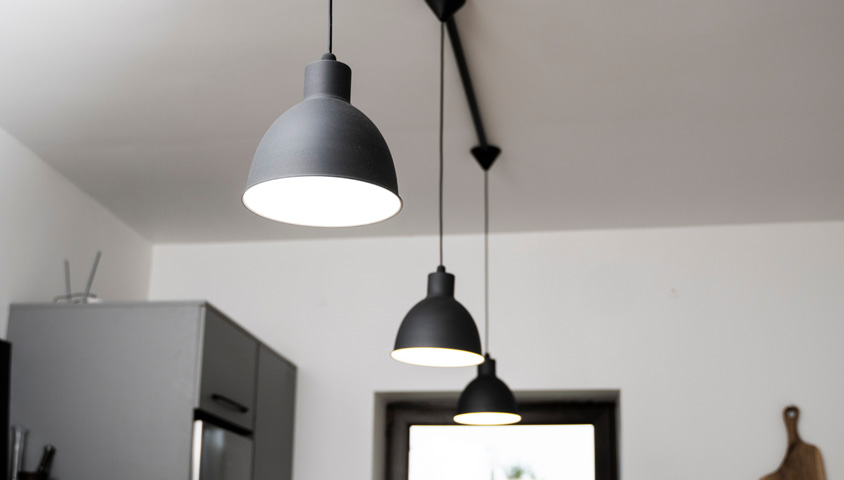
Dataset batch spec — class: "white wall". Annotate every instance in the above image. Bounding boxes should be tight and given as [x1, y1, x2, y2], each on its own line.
[149, 222, 844, 480]
[0, 127, 152, 334]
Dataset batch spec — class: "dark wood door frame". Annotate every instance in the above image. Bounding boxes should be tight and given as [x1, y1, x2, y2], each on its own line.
[386, 400, 618, 480]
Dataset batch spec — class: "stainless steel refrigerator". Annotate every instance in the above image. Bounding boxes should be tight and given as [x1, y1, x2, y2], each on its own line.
[193, 420, 253, 480]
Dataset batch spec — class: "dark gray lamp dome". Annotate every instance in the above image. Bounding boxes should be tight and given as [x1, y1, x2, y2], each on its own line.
[243, 53, 402, 227]
[391, 266, 484, 367]
[454, 354, 521, 425]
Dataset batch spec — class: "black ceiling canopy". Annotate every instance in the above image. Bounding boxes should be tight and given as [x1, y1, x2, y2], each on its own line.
[424, 0, 466, 21]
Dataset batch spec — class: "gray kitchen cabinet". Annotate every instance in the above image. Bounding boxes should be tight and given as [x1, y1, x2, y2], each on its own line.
[254, 345, 296, 480]
[7, 302, 296, 480]
[199, 308, 258, 431]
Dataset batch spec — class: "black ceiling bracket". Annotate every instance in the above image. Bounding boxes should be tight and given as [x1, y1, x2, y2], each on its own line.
[424, 0, 502, 171]
[424, 0, 465, 22]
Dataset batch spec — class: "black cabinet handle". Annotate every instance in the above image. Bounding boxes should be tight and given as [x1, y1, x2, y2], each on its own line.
[211, 393, 249, 413]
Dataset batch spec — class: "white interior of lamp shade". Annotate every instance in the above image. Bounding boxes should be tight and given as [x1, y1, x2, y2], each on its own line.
[391, 347, 485, 368]
[453, 412, 522, 426]
[243, 176, 402, 227]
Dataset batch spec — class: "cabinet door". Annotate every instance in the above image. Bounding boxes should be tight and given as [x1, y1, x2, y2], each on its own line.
[199, 307, 258, 431]
[253, 345, 297, 480]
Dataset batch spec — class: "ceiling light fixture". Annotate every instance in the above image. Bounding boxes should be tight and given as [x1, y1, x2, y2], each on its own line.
[454, 168, 521, 425]
[439, 2, 518, 414]
[391, 22, 483, 368]
[243, 0, 402, 227]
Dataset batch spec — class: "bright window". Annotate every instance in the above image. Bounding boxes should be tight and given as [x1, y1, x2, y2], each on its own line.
[409, 425, 595, 480]
[385, 400, 618, 480]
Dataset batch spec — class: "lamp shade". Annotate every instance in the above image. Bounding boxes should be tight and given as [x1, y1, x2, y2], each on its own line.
[454, 355, 521, 425]
[243, 53, 402, 227]
[391, 266, 484, 367]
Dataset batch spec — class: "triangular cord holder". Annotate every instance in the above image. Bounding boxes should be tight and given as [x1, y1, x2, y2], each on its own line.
[471, 145, 500, 171]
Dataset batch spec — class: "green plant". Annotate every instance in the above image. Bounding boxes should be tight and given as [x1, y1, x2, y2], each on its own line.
[505, 465, 535, 480]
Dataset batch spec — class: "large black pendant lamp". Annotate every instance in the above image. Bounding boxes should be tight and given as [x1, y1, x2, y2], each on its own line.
[454, 170, 521, 425]
[391, 23, 483, 368]
[243, 0, 402, 227]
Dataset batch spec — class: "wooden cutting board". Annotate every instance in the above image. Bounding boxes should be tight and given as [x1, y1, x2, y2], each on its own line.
[761, 406, 826, 480]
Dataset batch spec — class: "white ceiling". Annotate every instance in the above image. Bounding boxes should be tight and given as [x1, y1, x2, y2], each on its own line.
[2, 0, 843, 243]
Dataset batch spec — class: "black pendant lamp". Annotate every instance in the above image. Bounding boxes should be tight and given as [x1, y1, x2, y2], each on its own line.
[391, 23, 483, 368]
[243, 0, 402, 227]
[454, 170, 521, 425]
[455, 355, 520, 425]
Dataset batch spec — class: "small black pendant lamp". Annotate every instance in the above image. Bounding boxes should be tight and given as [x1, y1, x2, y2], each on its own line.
[454, 170, 521, 425]
[243, 0, 402, 227]
[391, 23, 483, 368]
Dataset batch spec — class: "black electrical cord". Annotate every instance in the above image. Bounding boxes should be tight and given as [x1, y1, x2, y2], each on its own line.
[438, 21, 445, 266]
[328, 0, 333, 54]
[484, 169, 489, 354]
